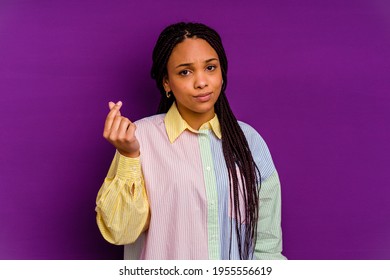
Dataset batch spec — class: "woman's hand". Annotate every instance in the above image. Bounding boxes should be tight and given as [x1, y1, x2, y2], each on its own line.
[103, 101, 140, 158]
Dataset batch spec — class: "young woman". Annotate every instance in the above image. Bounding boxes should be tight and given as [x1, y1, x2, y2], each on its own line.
[96, 22, 286, 260]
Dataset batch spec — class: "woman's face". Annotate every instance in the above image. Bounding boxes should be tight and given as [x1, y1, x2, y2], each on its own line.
[163, 38, 223, 129]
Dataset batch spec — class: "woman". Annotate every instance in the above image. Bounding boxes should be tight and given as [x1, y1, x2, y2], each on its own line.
[96, 22, 286, 260]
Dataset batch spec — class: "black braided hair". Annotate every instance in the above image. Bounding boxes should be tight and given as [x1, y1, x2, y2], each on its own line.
[150, 22, 261, 260]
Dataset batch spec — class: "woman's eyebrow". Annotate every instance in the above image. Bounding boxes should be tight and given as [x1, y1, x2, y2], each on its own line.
[175, 58, 219, 68]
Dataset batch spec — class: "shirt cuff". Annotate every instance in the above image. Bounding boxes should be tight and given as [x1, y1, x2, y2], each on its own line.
[116, 151, 142, 179]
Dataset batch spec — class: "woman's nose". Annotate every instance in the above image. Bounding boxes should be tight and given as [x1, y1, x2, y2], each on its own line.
[194, 72, 208, 89]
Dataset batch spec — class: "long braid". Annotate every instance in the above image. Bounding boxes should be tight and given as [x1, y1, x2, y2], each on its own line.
[151, 22, 261, 259]
[215, 93, 260, 259]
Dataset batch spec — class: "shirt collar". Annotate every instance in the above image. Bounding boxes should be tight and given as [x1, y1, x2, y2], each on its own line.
[164, 102, 222, 143]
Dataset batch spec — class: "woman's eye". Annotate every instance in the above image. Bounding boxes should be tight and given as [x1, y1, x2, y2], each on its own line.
[179, 70, 190, 76]
[206, 65, 216, 71]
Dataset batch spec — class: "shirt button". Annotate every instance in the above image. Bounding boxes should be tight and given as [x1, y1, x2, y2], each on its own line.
[206, 166, 211, 171]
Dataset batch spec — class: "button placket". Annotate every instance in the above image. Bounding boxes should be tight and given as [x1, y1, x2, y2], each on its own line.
[198, 130, 220, 259]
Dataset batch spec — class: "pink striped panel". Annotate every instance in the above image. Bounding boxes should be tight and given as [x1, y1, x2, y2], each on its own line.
[135, 115, 209, 259]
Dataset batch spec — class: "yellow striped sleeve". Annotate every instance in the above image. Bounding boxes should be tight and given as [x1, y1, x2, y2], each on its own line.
[95, 151, 150, 245]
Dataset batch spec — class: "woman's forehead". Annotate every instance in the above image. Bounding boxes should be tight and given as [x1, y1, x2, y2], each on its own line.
[168, 38, 218, 65]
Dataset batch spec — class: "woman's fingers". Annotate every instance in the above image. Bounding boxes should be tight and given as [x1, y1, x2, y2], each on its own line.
[103, 101, 122, 138]
[109, 115, 124, 137]
[125, 123, 136, 141]
[118, 117, 132, 139]
[108, 101, 116, 110]
[110, 119, 139, 157]
[124, 123, 140, 157]
[103, 101, 140, 157]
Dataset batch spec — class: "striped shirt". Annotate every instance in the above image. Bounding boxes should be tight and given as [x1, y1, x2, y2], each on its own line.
[96, 103, 286, 260]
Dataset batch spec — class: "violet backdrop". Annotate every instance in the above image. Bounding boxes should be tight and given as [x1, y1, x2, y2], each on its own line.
[0, 0, 389, 259]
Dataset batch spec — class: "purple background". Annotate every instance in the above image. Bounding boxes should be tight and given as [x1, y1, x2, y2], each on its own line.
[1, 0, 389, 260]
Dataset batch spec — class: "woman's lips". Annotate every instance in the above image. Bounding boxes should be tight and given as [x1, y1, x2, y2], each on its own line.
[194, 92, 212, 102]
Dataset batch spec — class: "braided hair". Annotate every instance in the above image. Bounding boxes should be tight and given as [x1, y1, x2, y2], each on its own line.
[151, 22, 261, 260]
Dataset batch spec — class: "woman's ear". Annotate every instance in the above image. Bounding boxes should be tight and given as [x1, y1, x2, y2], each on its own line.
[163, 76, 171, 93]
